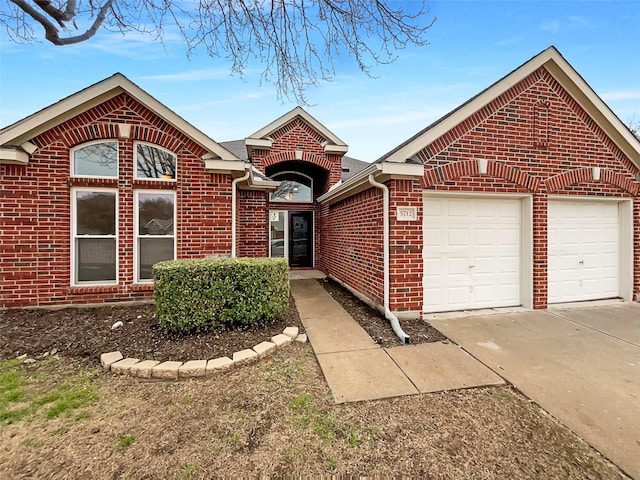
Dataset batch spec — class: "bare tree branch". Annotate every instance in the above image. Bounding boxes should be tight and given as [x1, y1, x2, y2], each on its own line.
[8, 0, 114, 44]
[33, 0, 77, 24]
[1, 0, 436, 102]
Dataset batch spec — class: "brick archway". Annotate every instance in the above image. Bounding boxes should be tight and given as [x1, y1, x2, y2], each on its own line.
[545, 168, 639, 195]
[420, 159, 540, 192]
[262, 150, 333, 172]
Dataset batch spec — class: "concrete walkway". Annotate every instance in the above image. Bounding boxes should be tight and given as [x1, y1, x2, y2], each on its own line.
[290, 279, 504, 404]
[430, 303, 640, 480]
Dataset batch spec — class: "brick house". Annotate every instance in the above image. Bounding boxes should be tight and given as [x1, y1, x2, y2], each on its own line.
[2, 46, 639, 318]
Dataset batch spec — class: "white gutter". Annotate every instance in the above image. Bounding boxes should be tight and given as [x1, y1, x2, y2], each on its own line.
[367, 173, 410, 344]
[231, 169, 251, 257]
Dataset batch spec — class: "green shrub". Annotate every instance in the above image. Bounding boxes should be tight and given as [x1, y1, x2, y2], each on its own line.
[153, 257, 289, 332]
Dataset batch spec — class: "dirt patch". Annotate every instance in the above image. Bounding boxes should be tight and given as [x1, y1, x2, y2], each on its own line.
[0, 280, 629, 478]
[0, 296, 302, 362]
[0, 350, 627, 479]
[319, 278, 448, 347]
[1, 278, 442, 364]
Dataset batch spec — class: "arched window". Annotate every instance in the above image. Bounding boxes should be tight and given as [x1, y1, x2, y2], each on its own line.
[270, 172, 312, 203]
[71, 140, 118, 177]
[135, 142, 177, 180]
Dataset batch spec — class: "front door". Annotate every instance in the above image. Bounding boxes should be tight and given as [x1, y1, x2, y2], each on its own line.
[269, 210, 313, 267]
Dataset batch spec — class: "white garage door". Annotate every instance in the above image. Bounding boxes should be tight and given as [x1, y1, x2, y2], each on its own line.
[423, 197, 521, 313]
[548, 200, 619, 304]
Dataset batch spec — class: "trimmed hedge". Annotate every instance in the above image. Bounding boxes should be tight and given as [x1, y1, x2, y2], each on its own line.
[152, 257, 289, 332]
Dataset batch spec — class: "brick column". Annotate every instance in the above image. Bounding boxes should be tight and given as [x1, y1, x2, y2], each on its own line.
[532, 193, 548, 309]
[634, 197, 640, 302]
[388, 179, 423, 318]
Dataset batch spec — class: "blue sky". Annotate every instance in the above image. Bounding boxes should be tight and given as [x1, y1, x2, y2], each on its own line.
[1, 1, 639, 161]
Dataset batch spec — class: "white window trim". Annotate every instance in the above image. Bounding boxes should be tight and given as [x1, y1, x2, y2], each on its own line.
[270, 171, 313, 203]
[268, 210, 315, 267]
[269, 210, 289, 258]
[422, 191, 533, 311]
[134, 189, 177, 283]
[70, 140, 119, 179]
[134, 141, 178, 181]
[547, 195, 634, 302]
[70, 187, 118, 286]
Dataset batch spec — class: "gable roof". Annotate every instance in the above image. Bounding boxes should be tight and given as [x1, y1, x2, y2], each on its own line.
[220, 139, 367, 182]
[245, 106, 349, 155]
[378, 46, 640, 169]
[0, 73, 239, 165]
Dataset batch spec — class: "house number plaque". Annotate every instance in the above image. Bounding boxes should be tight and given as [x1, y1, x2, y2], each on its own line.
[396, 206, 417, 221]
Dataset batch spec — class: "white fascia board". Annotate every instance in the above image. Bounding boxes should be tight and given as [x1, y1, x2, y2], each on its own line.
[383, 47, 640, 169]
[379, 162, 424, 177]
[20, 141, 38, 155]
[246, 177, 279, 191]
[324, 144, 349, 154]
[544, 61, 640, 169]
[203, 159, 278, 191]
[0, 148, 29, 165]
[110, 76, 239, 162]
[249, 106, 348, 148]
[0, 88, 122, 147]
[1, 73, 239, 162]
[204, 159, 247, 174]
[317, 165, 377, 204]
[384, 54, 548, 163]
[245, 137, 272, 149]
[318, 162, 423, 205]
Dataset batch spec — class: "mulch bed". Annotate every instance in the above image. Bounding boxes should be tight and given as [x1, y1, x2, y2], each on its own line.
[318, 278, 447, 348]
[0, 278, 447, 363]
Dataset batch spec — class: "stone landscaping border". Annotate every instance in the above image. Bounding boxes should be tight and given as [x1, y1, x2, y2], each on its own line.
[100, 326, 307, 380]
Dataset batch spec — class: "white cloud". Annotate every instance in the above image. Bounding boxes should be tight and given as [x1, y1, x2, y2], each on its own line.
[540, 15, 593, 34]
[601, 89, 640, 101]
[139, 68, 232, 82]
[540, 19, 560, 34]
[567, 16, 593, 29]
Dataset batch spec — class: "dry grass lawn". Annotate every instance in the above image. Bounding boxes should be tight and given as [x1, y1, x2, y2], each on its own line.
[0, 345, 627, 479]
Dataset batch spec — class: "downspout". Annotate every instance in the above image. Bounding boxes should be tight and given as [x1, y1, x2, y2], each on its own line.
[368, 174, 410, 344]
[231, 169, 251, 258]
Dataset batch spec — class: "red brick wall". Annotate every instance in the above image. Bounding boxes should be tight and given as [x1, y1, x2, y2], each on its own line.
[250, 118, 343, 186]
[248, 116, 344, 268]
[635, 198, 640, 302]
[320, 188, 384, 306]
[1, 93, 234, 307]
[411, 66, 640, 310]
[237, 190, 269, 257]
[388, 179, 423, 314]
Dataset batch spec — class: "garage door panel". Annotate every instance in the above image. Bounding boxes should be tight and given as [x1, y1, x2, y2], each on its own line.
[448, 257, 472, 275]
[498, 256, 519, 273]
[423, 197, 522, 313]
[498, 228, 519, 247]
[423, 227, 443, 246]
[448, 229, 470, 246]
[473, 256, 495, 273]
[548, 200, 619, 303]
[448, 201, 470, 217]
[474, 228, 495, 246]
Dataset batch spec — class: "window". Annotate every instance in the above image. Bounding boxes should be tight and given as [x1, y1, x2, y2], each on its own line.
[135, 191, 176, 282]
[270, 211, 286, 257]
[72, 141, 118, 177]
[72, 189, 117, 285]
[135, 143, 177, 180]
[270, 172, 312, 202]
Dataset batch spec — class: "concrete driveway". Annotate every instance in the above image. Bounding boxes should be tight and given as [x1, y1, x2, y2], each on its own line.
[430, 303, 640, 479]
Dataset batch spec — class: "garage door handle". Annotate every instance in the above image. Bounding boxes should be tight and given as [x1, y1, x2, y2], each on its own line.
[469, 265, 475, 268]
[578, 260, 584, 265]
